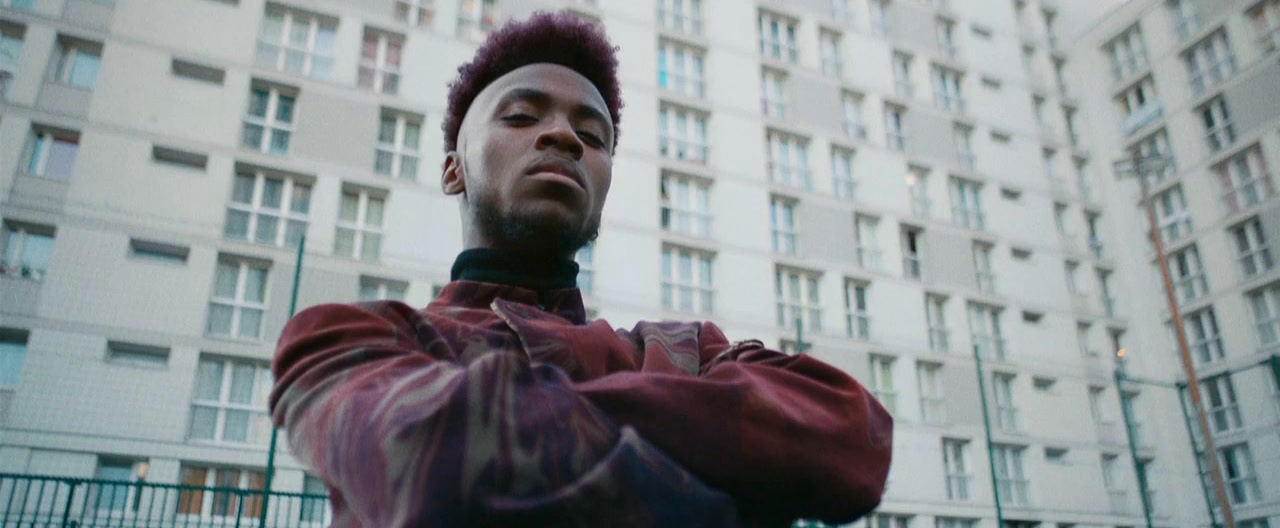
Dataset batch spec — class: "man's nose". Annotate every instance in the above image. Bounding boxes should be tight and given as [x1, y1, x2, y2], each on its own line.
[535, 115, 584, 159]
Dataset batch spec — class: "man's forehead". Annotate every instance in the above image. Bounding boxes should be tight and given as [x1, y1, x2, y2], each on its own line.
[473, 63, 610, 119]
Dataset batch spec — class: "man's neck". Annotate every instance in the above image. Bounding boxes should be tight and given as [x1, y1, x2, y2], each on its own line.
[450, 247, 580, 293]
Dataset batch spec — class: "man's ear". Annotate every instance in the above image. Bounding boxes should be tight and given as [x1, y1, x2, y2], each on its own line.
[442, 151, 466, 196]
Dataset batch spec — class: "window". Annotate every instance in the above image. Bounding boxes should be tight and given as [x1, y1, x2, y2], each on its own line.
[926, 294, 949, 353]
[1064, 260, 1081, 296]
[657, 0, 703, 35]
[892, 52, 913, 98]
[761, 68, 787, 118]
[106, 341, 170, 367]
[172, 58, 225, 84]
[456, 0, 498, 40]
[1118, 77, 1161, 135]
[1089, 386, 1108, 424]
[1134, 130, 1177, 184]
[766, 130, 809, 188]
[255, 4, 336, 79]
[1185, 30, 1236, 94]
[993, 373, 1018, 433]
[907, 167, 930, 217]
[0, 328, 28, 386]
[1122, 392, 1146, 446]
[968, 303, 1005, 360]
[844, 280, 870, 339]
[1219, 444, 1262, 504]
[884, 105, 906, 151]
[300, 474, 331, 523]
[242, 85, 296, 154]
[940, 438, 972, 500]
[358, 275, 406, 302]
[660, 172, 711, 237]
[869, 514, 911, 528]
[1184, 309, 1223, 365]
[1168, 246, 1208, 303]
[841, 91, 865, 139]
[950, 178, 984, 230]
[1153, 185, 1192, 243]
[2, 222, 54, 281]
[129, 238, 189, 264]
[53, 36, 102, 89]
[658, 41, 705, 98]
[207, 257, 270, 340]
[177, 465, 266, 519]
[1077, 323, 1094, 356]
[1169, 0, 1201, 40]
[775, 267, 821, 332]
[1097, 270, 1115, 313]
[901, 226, 923, 279]
[1202, 374, 1243, 432]
[973, 242, 995, 294]
[919, 362, 945, 424]
[1249, 0, 1280, 53]
[25, 127, 80, 179]
[1102, 454, 1121, 491]
[831, 147, 856, 200]
[1218, 146, 1274, 214]
[224, 169, 311, 247]
[576, 243, 594, 295]
[375, 112, 422, 181]
[937, 519, 977, 528]
[1201, 97, 1235, 153]
[359, 28, 403, 95]
[153, 145, 209, 170]
[869, 355, 896, 414]
[854, 214, 880, 269]
[91, 459, 145, 513]
[1233, 218, 1274, 277]
[1105, 25, 1148, 80]
[2, 0, 34, 11]
[394, 0, 434, 26]
[0, 23, 23, 98]
[933, 66, 964, 113]
[870, 0, 890, 36]
[1240, 520, 1272, 528]
[658, 104, 709, 164]
[819, 29, 843, 77]
[336, 189, 386, 261]
[662, 246, 714, 314]
[831, 0, 852, 24]
[758, 11, 798, 63]
[936, 17, 957, 57]
[188, 356, 272, 444]
[770, 197, 797, 254]
[992, 444, 1029, 505]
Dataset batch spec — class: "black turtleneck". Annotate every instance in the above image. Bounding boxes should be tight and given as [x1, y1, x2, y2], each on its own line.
[450, 248, 580, 299]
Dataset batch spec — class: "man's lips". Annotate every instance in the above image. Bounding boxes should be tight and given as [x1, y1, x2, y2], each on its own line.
[526, 160, 586, 191]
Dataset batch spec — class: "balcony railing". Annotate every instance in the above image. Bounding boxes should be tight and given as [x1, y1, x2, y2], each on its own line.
[973, 336, 1007, 361]
[856, 246, 881, 270]
[1222, 174, 1274, 214]
[0, 259, 47, 281]
[1190, 56, 1237, 95]
[658, 9, 704, 35]
[658, 136, 709, 164]
[976, 272, 996, 294]
[929, 327, 950, 354]
[996, 405, 1019, 433]
[910, 195, 932, 219]
[767, 162, 811, 189]
[846, 312, 871, 340]
[903, 255, 922, 279]
[997, 478, 1030, 505]
[1123, 102, 1164, 136]
[0, 473, 332, 528]
[845, 122, 867, 140]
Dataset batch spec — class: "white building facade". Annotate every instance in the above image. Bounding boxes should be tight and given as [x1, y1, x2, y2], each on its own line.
[1, 0, 1276, 526]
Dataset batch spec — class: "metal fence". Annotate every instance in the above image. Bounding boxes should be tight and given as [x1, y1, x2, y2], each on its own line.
[0, 473, 331, 528]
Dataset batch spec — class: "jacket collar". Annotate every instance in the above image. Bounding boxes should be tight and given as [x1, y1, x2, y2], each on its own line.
[432, 281, 588, 325]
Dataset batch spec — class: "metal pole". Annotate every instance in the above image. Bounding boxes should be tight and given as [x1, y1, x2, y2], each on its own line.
[972, 345, 1005, 526]
[1114, 358, 1154, 528]
[1133, 160, 1236, 528]
[260, 233, 306, 526]
[1177, 382, 1221, 528]
[795, 317, 804, 354]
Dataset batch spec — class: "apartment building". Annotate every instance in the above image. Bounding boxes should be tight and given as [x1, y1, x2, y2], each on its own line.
[4, 0, 1272, 527]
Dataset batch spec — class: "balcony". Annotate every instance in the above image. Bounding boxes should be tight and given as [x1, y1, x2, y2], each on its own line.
[1122, 102, 1164, 137]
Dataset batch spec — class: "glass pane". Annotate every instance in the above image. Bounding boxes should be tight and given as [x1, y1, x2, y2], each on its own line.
[314, 26, 336, 54]
[241, 123, 264, 149]
[357, 66, 375, 88]
[361, 233, 382, 261]
[254, 214, 279, 244]
[188, 406, 218, 439]
[285, 220, 306, 247]
[288, 19, 310, 47]
[365, 198, 385, 226]
[248, 89, 269, 117]
[269, 130, 291, 154]
[213, 262, 239, 298]
[222, 410, 249, 442]
[383, 73, 400, 94]
[228, 363, 255, 404]
[252, 413, 272, 445]
[243, 266, 268, 303]
[260, 10, 284, 42]
[403, 122, 421, 148]
[275, 96, 295, 123]
[339, 194, 359, 222]
[68, 52, 101, 87]
[378, 117, 396, 144]
[375, 150, 394, 175]
[334, 229, 355, 257]
[239, 308, 263, 338]
[359, 282, 379, 301]
[26, 134, 46, 174]
[224, 209, 250, 240]
[361, 36, 379, 60]
[260, 179, 283, 209]
[311, 57, 333, 79]
[208, 303, 233, 335]
[231, 174, 255, 204]
[400, 156, 419, 180]
[45, 138, 79, 179]
[254, 42, 279, 67]
[290, 184, 311, 214]
[194, 360, 224, 400]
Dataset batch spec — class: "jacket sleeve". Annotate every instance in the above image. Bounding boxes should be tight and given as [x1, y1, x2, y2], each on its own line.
[269, 302, 743, 528]
[573, 321, 893, 524]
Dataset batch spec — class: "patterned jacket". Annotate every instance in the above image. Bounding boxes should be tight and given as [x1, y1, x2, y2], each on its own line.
[270, 280, 893, 527]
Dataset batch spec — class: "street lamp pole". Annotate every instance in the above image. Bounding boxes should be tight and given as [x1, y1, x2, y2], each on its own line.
[1112, 153, 1236, 528]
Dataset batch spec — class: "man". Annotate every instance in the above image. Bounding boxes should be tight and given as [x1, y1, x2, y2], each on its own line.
[271, 12, 892, 528]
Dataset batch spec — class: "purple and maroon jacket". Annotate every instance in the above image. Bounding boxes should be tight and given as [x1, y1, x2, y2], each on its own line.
[270, 280, 893, 527]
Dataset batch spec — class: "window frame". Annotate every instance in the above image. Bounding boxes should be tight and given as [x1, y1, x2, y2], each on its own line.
[187, 356, 272, 445]
[358, 28, 404, 95]
[241, 85, 297, 154]
[206, 257, 271, 340]
[661, 245, 715, 314]
[255, 4, 337, 79]
[375, 111, 422, 181]
[660, 171, 712, 238]
[335, 188, 387, 261]
[775, 266, 822, 332]
[224, 169, 311, 247]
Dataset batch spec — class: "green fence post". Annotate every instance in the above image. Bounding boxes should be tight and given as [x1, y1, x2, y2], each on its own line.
[261, 234, 307, 527]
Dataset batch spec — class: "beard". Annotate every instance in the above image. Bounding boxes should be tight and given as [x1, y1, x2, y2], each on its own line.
[471, 193, 600, 258]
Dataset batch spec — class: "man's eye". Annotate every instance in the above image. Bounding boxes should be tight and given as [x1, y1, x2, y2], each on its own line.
[502, 114, 537, 123]
[578, 131, 605, 147]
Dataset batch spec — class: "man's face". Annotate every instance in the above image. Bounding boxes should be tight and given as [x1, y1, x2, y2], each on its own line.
[444, 63, 614, 257]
